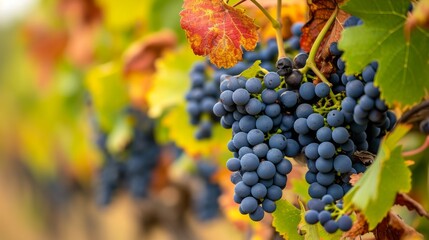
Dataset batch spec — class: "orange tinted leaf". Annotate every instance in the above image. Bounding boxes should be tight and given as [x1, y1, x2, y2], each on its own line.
[180, 0, 258, 68]
[300, 0, 349, 75]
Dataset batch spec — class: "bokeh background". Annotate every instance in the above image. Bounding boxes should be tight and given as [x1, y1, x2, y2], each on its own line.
[0, 0, 428, 239]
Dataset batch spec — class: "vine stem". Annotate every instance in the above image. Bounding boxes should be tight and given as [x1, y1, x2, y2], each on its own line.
[300, 7, 339, 86]
[249, 0, 286, 59]
[402, 135, 429, 157]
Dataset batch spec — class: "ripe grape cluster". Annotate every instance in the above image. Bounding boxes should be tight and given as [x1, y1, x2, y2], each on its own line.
[95, 108, 160, 205]
[214, 72, 293, 221]
[186, 22, 305, 140]
[212, 17, 398, 233]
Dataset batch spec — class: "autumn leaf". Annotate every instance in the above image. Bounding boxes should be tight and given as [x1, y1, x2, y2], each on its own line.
[123, 30, 177, 74]
[395, 193, 429, 219]
[180, 0, 259, 68]
[300, 0, 349, 75]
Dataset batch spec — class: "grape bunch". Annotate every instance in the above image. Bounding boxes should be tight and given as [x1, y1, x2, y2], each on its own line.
[213, 16, 399, 232]
[125, 109, 160, 199]
[95, 108, 160, 205]
[214, 72, 293, 221]
[193, 161, 222, 220]
[186, 62, 221, 139]
[186, 22, 305, 140]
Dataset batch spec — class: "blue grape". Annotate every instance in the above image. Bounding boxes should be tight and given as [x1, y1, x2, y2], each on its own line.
[226, 158, 241, 171]
[261, 89, 278, 104]
[324, 220, 339, 233]
[285, 139, 301, 157]
[315, 82, 330, 98]
[240, 153, 260, 171]
[293, 53, 308, 68]
[332, 127, 350, 144]
[257, 161, 276, 179]
[315, 157, 333, 173]
[256, 115, 274, 133]
[309, 182, 327, 198]
[262, 199, 276, 213]
[327, 110, 345, 127]
[264, 72, 281, 89]
[305, 142, 320, 160]
[346, 80, 364, 98]
[247, 129, 265, 146]
[267, 148, 284, 164]
[318, 142, 336, 159]
[242, 171, 259, 186]
[265, 104, 281, 117]
[317, 127, 332, 142]
[307, 198, 325, 212]
[251, 183, 267, 199]
[327, 184, 344, 200]
[321, 195, 334, 204]
[249, 206, 265, 221]
[245, 98, 263, 115]
[307, 113, 325, 131]
[296, 103, 314, 118]
[294, 118, 310, 134]
[239, 115, 256, 132]
[338, 215, 353, 231]
[318, 210, 332, 224]
[267, 185, 283, 201]
[305, 210, 319, 224]
[280, 91, 299, 108]
[276, 159, 293, 175]
[240, 197, 259, 214]
[316, 172, 335, 186]
[269, 134, 287, 150]
[253, 143, 269, 158]
[246, 77, 263, 93]
[235, 181, 251, 198]
[300, 82, 316, 101]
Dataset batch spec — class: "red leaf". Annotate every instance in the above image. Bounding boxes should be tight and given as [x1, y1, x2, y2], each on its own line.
[373, 212, 424, 240]
[300, 0, 349, 75]
[180, 0, 259, 68]
[395, 193, 429, 219]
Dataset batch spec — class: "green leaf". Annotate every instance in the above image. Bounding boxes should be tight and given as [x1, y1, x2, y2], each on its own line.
[107, 115, 132, 154]
[85, 62, 129, 132]
[338, 0, 429, 106]
[147, 47, 202, 118]
[344, 124, 413, 229]
[272, 199, 303, 240]
[290, 178, 311, 203]
[239, 60, 266, 79]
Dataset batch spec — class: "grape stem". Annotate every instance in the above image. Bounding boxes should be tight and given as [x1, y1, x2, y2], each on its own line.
[402, 135, 429, 157]
[249, 0, 286, 59]
[300, 7, 339, 87]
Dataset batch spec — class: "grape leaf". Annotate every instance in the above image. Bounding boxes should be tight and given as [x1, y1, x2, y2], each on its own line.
[339, 0, 429, 106]
[272, 199, 303, 240]
[239, 60, 265, 79]
[180, 0, 259, 68]
[162, 103, 231, 158]
[85, 62, 129, 131]
[300, 0, 349, 75]
[147, 47, 201, 118]
[344, 124, 413, 230]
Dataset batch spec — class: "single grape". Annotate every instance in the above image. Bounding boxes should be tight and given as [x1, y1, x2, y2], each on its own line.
[305, 210, 319, 224]
[315, 82, 330, 98]
[307, 113, 325, 131]
[264, 72, 281, 89]
[338, 215, 353, 231]
[242, 171, 259, 186]
[226, 158, 241, 171]
[240, 153, 260, 171]
[318, 142, 336, 159]
[262, 199, 276, 213]
[318, 210, 332, 225]
[257, 161, 276, 179]
[332, 127, 350, 144]
[293, 53, 308, 68]
[235, 181, 251, 198]
[249, 206, 265, 221]
[251, 183, 267, 199]
[324, 220, 339, 233]
[299, 82, 316, 101]
[246, 77, 263, 94]
[240, 196, 258, 214]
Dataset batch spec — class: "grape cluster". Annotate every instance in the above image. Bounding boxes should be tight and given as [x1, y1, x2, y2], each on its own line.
[214, 72, 293, 221]
[194, 161, 222, 220]
[301, 17, 397, 233]
[125, 109, 160, 198]
[186, 62, 221, 139]
[305, 197, 352, 233]
[213, 16, 399, 232]
[95, 108, 160, 205]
